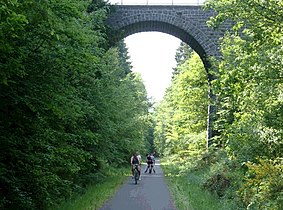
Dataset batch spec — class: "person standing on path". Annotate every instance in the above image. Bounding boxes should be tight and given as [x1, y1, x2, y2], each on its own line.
[144, 153, 155, 173]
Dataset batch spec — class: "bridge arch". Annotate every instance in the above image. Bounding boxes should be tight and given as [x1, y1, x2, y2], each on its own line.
[106, 5, 230, 146]
[106, 5, 227, 70]
[117, 20, 209, 69]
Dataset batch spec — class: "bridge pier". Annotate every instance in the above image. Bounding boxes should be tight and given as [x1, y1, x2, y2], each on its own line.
[207, 89, 217, 148]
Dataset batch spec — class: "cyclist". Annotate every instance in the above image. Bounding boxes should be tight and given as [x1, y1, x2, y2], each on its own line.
[130, 152, 141, 180]
[144, 153, 155, 173]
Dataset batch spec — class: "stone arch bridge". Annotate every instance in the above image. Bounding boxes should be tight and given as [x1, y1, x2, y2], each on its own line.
[106, 5, 231, 146]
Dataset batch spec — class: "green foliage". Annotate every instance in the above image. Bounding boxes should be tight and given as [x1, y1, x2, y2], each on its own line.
[206, 1, 283, 161]
[154, 50, 208, 157]
[161, 153, 244, 210]
[205, 0, 283, 208]
[0, 0, 30, 84]
[239, 159, 283, 210]
[203, 173, 231, 197]
[0, 0, 151, 209]
[172, 42, 193, 77]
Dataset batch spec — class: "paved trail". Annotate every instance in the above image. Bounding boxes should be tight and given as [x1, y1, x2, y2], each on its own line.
[100, 159, 176, 210]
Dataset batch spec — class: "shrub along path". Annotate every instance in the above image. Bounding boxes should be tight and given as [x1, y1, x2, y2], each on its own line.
[100, 159, 176, 210]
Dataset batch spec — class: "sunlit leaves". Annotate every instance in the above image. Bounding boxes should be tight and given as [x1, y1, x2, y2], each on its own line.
[154, 50, 208, 157]
[206, 0, 283, 207]
[239, 159, 283, 209]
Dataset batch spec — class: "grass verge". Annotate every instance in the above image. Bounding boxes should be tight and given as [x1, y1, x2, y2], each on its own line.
[51, 167, 129, 210]
[161, 155, 244, 210]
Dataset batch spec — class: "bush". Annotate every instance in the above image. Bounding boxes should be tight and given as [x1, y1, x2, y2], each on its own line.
[203, 173, 231, 197]
[239, 158, 283, 209]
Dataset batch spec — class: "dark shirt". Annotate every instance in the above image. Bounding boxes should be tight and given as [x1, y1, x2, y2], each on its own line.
[132, 156, 139, 164]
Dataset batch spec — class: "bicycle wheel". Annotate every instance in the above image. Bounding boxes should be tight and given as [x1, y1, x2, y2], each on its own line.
[134, 169, 138, 184]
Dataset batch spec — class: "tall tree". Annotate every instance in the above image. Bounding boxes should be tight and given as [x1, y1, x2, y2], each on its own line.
[206, 0, 283, 161]
[172, 42, 193, 77]
[154, 52, 208, 157]
[0, 0, 151, 209]
[205, 0, 283, 208]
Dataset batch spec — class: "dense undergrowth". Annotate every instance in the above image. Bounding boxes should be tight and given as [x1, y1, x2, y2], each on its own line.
[162, 149, 283, 210]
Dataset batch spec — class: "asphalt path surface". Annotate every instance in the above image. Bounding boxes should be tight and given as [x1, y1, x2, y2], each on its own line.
[100, 159, 176, 210]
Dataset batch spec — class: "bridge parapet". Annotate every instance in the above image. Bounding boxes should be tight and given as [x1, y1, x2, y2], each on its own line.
[109, 0, 204, 6]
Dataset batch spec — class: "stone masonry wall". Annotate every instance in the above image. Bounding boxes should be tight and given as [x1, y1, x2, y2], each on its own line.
[107, 5, 230, 61]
